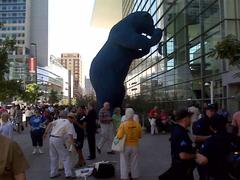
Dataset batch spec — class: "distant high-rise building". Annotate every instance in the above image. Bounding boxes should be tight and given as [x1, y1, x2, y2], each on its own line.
[0, 0, 49, 82]
[60, 53, 83, 97]
[84, 76, 95, 96]
[0, 0, 31, 81]
[30, 0, 48, 67]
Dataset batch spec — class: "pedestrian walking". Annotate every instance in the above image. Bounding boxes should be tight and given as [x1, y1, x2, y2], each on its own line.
[86, 103, 97, 160]
[43, 111, 76, 179]
[73, 106, 87, 168]
[117, 108, 142, 180]
[159, 109, 195, 180]
[15, 105, 23, 133]
[0, 112, 13, 139]
[0, 134, 29, 180]
[97, 102, 114, 154]
[29, 110, 46, 154]
[112, 107, 121, 131]
[25, 107, 33, 127]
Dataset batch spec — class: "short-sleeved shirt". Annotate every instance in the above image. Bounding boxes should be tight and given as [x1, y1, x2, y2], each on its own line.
[112, 114, 121, 129]
[74, 114, 86, 140]
[51, 118, 75, 138]
[0, 121, 13, 139]
[0, 135, 29, 180]
[199, 131, 233, 177]
[98, 108, 111, 124]
[232, 111, 240, 136]
[171, 124, 195, 164]
[29, 115, 45, 131]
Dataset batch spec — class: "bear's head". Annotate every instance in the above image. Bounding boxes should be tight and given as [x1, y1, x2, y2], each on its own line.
[124, 11, 155, 36]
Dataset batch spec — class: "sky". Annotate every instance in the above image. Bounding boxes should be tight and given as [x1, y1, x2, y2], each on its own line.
[49, 0, 109, 78]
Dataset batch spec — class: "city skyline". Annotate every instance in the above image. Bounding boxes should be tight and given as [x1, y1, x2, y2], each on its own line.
[49, 0, 109, 78]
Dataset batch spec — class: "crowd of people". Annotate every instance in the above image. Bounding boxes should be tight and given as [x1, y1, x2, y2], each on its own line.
[0, 101, 239, 180]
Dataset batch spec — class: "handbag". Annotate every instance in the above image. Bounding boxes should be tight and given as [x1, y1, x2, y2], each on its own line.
[111, 124, 126, 152]
[92, 161, 115, 178]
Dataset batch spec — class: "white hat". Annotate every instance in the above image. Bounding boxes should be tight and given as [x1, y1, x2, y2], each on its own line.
[125, 108, 134, 120]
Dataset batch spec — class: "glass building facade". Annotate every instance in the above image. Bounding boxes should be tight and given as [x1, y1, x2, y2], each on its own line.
[0, 0, 30, 82]
[123, 0, 240, 112]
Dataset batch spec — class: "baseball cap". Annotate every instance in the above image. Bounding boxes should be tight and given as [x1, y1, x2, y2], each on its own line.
[176, 109, 194, 121]
[67, 112, 76, 119]
[206, 103, 217, 110]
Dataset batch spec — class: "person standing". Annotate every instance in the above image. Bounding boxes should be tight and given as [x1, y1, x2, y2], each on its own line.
[196, 116, 234, 180]
[29, 110, 46, 154]
[232, 111, 240, 136]
[159, 109, 195, 180]
[97, 102, 114, 154]
[117, 108, 142, 180]
[15, 105, 23, 133]
[43, 111, 76, 179]
[0, 134, 29, 180]
[0, 112, 13, 139]
[148, 106, 159, 135]
[25, 107, 33, 127]
[73, 106, 87, 167]
[112, 107, 121, 131]
[86, 103, 97, 160]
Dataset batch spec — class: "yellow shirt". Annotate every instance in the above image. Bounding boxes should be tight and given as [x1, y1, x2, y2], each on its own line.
[117, 120, 142, 147]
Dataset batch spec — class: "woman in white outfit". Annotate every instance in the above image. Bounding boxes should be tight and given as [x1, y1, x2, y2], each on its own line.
[117, 108, 142, 180]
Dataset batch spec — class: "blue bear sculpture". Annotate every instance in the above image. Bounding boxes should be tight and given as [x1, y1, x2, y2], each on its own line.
[90, 11, 162, 111]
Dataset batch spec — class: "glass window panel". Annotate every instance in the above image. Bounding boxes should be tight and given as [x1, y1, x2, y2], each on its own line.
[202, 1, 220, 32]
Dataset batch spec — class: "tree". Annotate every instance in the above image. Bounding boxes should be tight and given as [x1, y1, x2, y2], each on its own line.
[0, 24, 22, 102]
[21, 83, 42, 104]
[48, 89, 59, 104]
[211, 34, 240, 66]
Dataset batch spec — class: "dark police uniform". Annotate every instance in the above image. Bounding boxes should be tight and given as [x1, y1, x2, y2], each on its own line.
[170, 124, 195, 180]
[199, 130, 234, 180]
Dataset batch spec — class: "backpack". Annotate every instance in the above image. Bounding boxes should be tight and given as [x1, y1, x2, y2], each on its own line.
[92, 162, 115, 178]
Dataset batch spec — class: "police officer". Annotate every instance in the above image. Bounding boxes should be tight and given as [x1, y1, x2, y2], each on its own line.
[193, 104, 221, 180]
[196, 115, 234, 180]
[162, 109, 196, 180]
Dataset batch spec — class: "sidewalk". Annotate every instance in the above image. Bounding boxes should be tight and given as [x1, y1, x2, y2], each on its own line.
[14, 129, 172, 180]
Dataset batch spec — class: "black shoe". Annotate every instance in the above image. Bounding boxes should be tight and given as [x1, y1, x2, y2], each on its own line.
[97, 147, 101, 154]
[65, 176, 76, 179]
[107, 151, 115, 155]
[50, 174, 61, 179]
[87, 156, 95, 160]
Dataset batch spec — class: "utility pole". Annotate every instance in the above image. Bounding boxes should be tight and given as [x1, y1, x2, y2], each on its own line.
[68, 70, 72, 105]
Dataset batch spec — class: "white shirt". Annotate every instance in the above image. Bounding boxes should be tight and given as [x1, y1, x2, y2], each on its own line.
[0, 121, 13, 139]
[51, 118, 76, 138]
[25, 109, 33, 117]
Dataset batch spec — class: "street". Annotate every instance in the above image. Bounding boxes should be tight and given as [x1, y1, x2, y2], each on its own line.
[14, 128, 173, 180]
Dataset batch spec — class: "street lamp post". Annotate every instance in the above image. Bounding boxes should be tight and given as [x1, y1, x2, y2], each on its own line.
[205, 81, 214, 104]
[30, 43, 37, 83]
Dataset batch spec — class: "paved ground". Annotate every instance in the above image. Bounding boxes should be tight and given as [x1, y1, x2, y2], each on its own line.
[13, 129, 184, 180]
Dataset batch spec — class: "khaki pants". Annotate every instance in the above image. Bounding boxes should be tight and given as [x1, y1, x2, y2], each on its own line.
[120, 146, 139, 179]
[97, 123, 114, 151]
[49, 137, 73, 177]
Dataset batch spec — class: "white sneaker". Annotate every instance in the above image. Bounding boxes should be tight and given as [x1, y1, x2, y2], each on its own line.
[32, 148, 37, 154]
[38, 148, 44, 154]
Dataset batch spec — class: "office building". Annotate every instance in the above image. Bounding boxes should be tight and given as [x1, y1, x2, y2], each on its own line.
[0, 0, 31, 81]
[92, 0, 240, 113]
[84, 76, 95, 96]
[30, 0, 48, 67]
[60, 53, 83, 97]
[0, 0, 49, 83]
